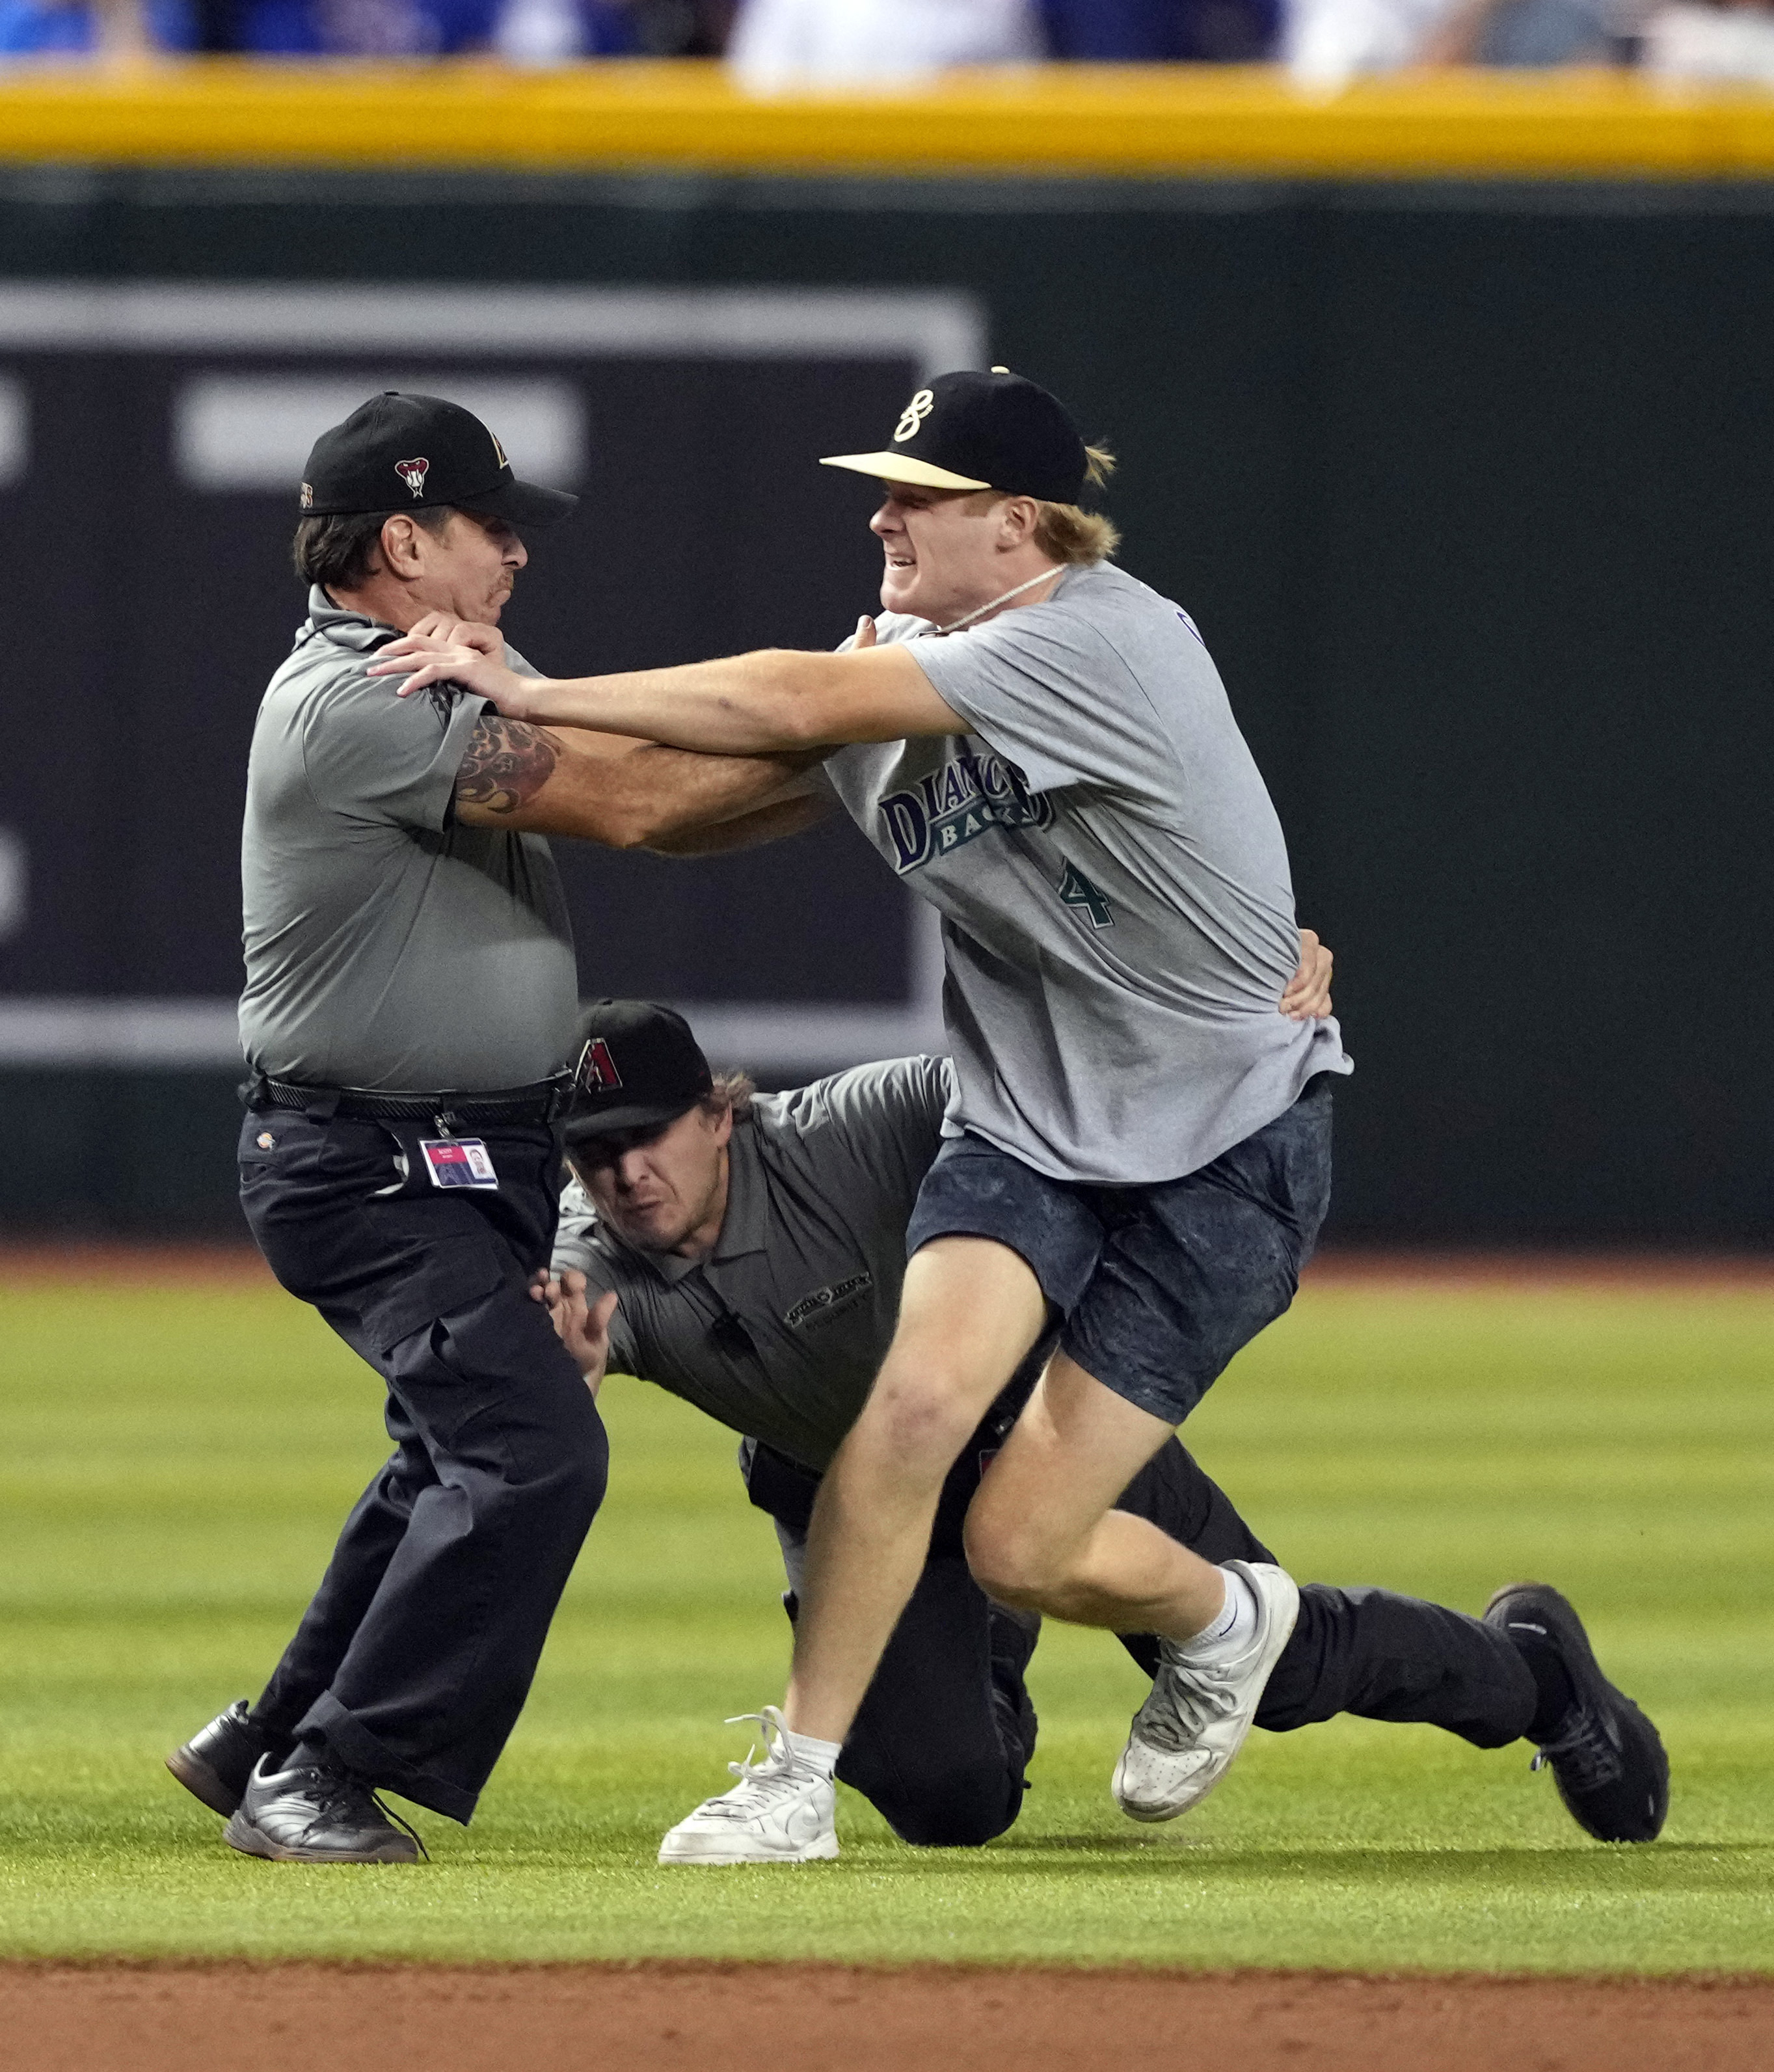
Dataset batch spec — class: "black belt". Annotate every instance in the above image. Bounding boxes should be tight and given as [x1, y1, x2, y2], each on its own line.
[249, 1075, 569, 1126]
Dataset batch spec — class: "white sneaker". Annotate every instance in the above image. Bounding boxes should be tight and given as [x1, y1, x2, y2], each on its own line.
[1112, 1560, 1301, 1824]
[658, 1707, 840, 1866]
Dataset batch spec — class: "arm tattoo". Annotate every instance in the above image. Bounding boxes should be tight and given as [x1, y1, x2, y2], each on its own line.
[454, 715, 561, 816]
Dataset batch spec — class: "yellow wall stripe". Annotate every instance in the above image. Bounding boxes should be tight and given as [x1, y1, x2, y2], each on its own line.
[3, 61, 1774, 178]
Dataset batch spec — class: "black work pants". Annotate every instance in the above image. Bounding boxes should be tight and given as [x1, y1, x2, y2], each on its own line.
[238, 1104, 607, 1823]
[746, 1429, 1535, 1849]
[1109, 1441, 1538, 1748]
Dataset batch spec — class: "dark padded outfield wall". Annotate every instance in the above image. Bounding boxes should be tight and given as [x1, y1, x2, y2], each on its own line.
[1, 171, 1768, 1243]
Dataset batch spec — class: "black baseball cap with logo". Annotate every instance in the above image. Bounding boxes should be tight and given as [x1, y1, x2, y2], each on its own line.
[562, 1000, 714, 1146]
[299, 390, 578, 529]
[820, 367, 1089, 505]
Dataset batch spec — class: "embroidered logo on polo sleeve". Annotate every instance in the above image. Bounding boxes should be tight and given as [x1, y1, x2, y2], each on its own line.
[394, 457, 431, 499]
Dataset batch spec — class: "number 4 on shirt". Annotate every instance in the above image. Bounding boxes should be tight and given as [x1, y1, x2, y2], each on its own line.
[1057, 861, 1114, 930]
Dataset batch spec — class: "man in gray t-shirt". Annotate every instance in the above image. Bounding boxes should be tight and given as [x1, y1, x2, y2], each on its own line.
[824, 556, 1345, 1184]
[373, 370, 1663, 1866]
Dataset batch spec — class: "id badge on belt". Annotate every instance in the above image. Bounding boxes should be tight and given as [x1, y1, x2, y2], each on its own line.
[419, 1138, 498, 1191]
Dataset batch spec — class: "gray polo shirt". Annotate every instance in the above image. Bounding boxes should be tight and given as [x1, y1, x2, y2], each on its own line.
[552, 1056, 950, 1472]
[824, 561, 1351, 1186]
[239, 587, 578, 1092]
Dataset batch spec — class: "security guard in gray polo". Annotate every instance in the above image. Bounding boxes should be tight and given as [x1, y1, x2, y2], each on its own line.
[166, 394, 820, 1864]
[550, 1002, 1585, 1851]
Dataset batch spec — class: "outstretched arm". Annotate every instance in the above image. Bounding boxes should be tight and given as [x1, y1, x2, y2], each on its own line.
[373, 615, 963, 755]
[643, 788, 835, 855]
[532, 1270, 619, 1399]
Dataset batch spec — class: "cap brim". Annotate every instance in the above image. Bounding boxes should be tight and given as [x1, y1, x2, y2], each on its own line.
[820, 452, 993, 492]
[463, 476, 580, 529]
[562, 1097, 699, 1146]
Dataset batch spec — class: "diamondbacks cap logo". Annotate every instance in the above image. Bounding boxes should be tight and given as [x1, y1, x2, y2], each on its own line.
[574, 1036, 624, 1094]
[299, 481, 314, 510]
[491, 430, 509, 470]
[894, 389, 935, 444]
[394, 457, 431, 500]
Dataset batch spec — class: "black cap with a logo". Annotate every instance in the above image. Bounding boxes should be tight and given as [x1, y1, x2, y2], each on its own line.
[562, 1000, 714, 1146]
[299, 390, 578, 530]
[820, 368, 1089, 505]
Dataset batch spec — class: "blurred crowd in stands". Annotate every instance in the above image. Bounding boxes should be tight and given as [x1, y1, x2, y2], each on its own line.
[7, 0, 1774, 87]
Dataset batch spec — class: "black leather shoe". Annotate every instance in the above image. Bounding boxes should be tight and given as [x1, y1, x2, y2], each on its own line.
[167, 1701, 286, 1818]
[222, 1753, 425, 1863]
[1485, 1581, 1669, 1843]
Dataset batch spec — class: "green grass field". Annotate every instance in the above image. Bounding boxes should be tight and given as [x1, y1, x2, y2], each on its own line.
[1, 1269, 1769, 1972]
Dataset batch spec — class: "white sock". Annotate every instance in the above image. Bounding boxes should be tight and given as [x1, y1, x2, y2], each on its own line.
[1172, 1567, 1260, 1665]
[783, 1726, 842, 1778]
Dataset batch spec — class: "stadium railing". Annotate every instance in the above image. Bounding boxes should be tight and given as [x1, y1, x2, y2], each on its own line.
[1, 61, 1774, 176]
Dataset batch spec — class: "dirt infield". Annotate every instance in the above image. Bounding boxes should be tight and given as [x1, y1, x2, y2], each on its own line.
[7, 1240, 1774, 1292]
[3, 1964, 1770, 2072]
[1303, 1250, 1774, 1291]
[0, 1241, 276, 1286]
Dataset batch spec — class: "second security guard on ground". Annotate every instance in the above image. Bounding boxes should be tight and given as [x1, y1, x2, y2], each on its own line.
[546, 1001, 1667, 1859]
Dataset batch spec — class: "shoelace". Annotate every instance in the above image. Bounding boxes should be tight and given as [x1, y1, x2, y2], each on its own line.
[698, 1707, 818, 1823]
[1531, 1705, 1624, 1792]
[372, 1794, 431, 1861]
[1134, 1651, 1244, 1756]
[295, 1766, 431, 1860]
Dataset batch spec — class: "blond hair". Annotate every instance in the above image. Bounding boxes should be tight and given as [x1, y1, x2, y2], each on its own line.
[703, 1070, 757, 1122]
[1032, 445, 1120, 566]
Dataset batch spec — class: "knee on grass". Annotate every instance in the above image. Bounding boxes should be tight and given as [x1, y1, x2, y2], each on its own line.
[866, 1764, 1023, 1850]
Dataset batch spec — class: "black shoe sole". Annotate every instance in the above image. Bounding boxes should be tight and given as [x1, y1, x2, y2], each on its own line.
[1484, 1580, 1669, 1844]
[221, 1809, 421, 1864]
[167, 1745, 244, 1820]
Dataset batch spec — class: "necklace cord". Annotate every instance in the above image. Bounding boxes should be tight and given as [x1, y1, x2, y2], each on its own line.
[934, 567, 1062, 638]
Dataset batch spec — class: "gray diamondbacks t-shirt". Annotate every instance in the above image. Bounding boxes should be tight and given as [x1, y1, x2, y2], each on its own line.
[825, 561, 1350, 1185]
[553, 1056, 951, 1471]
[239, 587, 578, 1092]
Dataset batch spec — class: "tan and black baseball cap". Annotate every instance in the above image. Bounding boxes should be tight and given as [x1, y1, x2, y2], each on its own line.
[820, 367, 1089, 504]
[300, 390, 578, 528]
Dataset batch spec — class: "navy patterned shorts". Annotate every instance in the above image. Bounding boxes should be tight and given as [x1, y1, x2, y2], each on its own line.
[904, 1077, 1336, 1427]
